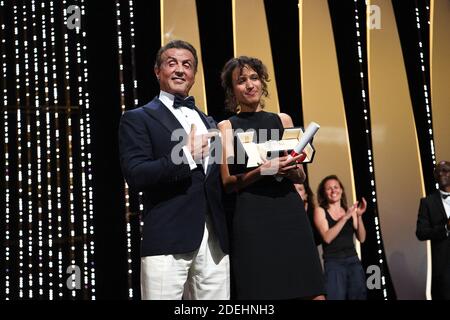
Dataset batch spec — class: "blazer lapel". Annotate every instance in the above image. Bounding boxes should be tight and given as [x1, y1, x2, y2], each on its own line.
[143, 99, 218, 178]
[194, 106, 216, 130]
[143, 97, 185, 136]
[431, 192, 448, 221]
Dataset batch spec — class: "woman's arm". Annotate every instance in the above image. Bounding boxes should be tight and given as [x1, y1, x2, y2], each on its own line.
[277, 113, 306, 183]
[353, 198, 367, 243]
[314, 206, 353, 244]
[218, 120, 264, 193]
[218, 120, 304, 192]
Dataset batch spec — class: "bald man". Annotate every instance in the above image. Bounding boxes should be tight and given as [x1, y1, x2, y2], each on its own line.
[416, 161, 450, 300]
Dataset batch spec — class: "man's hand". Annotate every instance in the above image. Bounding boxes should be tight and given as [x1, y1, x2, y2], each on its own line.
[185, 124, 219, 161]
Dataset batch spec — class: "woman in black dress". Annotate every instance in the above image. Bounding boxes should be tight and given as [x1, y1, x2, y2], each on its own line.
[218, 56, 325, 300]
[314, 175, 367, 299]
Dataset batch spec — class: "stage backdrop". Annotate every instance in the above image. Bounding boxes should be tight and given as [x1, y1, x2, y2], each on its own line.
[0, 0, 449, 299]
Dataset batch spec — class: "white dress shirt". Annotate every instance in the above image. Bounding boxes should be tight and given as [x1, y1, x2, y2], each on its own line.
[439, 190, 450, 220]
[439, 190, 450, 236]
[159, 91, 209, 174]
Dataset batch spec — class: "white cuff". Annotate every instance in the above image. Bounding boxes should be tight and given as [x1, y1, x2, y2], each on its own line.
[182, 146, 197, 170]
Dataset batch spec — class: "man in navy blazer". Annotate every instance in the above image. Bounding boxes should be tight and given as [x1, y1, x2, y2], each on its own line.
[119, 40, 229, 300]
[416, 160, 450, 300]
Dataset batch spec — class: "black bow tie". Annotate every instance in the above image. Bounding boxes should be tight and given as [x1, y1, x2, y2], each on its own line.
[443, 194, 449, 200]
[173, 95, 195, 109]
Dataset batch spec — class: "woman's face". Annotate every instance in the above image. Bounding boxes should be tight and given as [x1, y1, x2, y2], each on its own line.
[324, 179, 342, 204]
[232, 65, 263, 109]
[294, 184, 307, 201]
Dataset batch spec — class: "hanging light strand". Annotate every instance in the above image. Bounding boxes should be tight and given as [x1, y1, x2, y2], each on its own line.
[39, 0, 55, 300]
[115, 0, 135, 299]
[29, 0, 46, 298]
[78, 0, 96, 299]
[62, 0, 77, 299]
[1, 0, 11, 300]
[414, 1, 436, 181]
[358, 0, 388, 299]
[48, 0, 65, 299]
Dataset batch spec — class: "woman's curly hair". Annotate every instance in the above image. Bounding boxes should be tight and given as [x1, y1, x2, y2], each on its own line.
[220, 56, 269, 112]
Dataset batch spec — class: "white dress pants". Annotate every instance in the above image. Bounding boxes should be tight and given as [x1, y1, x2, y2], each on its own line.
[140, 216, 230, 300]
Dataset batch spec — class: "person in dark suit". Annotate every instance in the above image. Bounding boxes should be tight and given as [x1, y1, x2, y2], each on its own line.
[118, 40, 230, 300]
[416, 160, 450, 300]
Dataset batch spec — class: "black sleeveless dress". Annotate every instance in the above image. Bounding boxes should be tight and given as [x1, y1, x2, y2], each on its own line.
[322, 209, 357, 259]
[228, 111, 325, 299]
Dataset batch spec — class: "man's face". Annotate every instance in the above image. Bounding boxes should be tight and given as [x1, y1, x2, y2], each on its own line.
[154, 48, 196, 97]
[434, 161, 450, 190]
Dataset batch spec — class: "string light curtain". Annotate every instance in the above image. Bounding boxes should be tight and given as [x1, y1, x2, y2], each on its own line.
[0, 0, 95, 299]
[114, 0, 141, 300]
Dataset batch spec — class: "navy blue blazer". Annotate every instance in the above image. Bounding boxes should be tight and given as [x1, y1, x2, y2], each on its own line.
[416, 191, 450, 299]
[118, 97, 229, 257]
